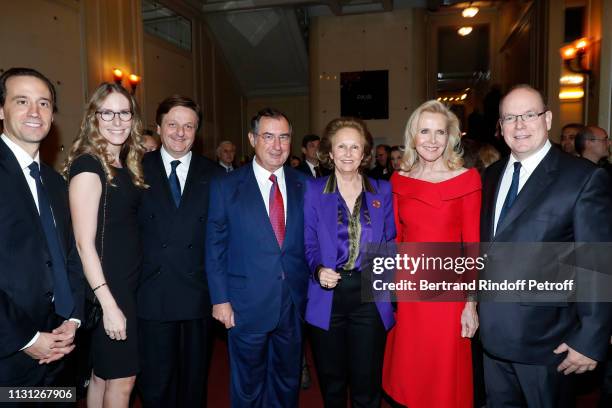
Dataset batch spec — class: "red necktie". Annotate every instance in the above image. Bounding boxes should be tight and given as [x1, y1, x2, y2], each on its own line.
[269, 174, 285, 247]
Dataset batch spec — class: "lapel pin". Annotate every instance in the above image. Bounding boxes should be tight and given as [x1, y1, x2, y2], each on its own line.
[372, 199, 381, 208]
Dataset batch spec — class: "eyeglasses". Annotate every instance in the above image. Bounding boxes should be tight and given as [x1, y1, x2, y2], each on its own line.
[500, 111, 547, 125]
[96, 110, 133, 122]
[589, 138, 610, 143]
[257, 133, 291, 145]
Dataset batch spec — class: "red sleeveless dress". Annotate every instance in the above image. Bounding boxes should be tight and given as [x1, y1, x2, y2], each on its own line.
[382, 168, 481, 408]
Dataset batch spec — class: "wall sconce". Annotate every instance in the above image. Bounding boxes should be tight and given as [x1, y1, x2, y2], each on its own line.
[560, 37, 591, 75]
[112, 68, 124, 84]
[559, 87, 585, 100]
[128, 74, 141, 95]
[462, 4, 479, 18]
[458, 26, 473, 36]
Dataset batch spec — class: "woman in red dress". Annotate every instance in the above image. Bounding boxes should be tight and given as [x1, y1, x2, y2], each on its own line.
[383, 100, 481, 408]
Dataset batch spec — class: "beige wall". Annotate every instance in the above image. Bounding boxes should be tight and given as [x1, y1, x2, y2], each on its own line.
[0, 0, 245, 167]
[142, 33, 195, 131]
[246, 95, 309, 158]
[0, 0, 85, 167]
[309, 9, 426, 147]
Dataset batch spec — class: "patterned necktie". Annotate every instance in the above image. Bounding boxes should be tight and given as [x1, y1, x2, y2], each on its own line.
[28, 162, 75, 318]
[269, 174, 285, 247]
[497, 161, 522, 232]
[168, 160, 181, 207]
[314, 165, 322, 178]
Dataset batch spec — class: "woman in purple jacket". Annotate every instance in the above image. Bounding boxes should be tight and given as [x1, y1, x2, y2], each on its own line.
[304, 117, 396, 408]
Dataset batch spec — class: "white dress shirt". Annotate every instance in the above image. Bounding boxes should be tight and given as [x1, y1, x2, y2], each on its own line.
[219, 161, 233, 172]
[252, 158, 288, 220]
[2, 134, 80, 349]
[493, 140, 552, 235]
[160, 146, 191, 193]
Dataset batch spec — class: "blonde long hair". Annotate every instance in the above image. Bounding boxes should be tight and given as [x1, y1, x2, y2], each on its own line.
[400, 100, 464, 171]
[63, 83, 147, 188]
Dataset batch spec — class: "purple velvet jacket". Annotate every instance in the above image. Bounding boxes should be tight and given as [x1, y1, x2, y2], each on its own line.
[304, 174, 396, 331]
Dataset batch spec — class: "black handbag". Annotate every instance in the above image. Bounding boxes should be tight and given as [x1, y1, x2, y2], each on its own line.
[82, 174, 108, 331]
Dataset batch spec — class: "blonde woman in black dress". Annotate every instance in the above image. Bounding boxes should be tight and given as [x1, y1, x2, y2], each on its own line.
[64, 83, 146, 407]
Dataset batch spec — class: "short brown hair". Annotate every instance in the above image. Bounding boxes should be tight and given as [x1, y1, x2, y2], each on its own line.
[156, 95, 202, 131]
[318, 117, 373, 170]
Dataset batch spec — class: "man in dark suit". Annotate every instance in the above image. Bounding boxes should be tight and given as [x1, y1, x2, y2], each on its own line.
[479, 84, 612, 407]
[137, 95, 219, 408]
[0, 67, 83, 388]
[296, 133, 329, 178]
[207, 108, 309, 407]
[216, 140, 236, 172]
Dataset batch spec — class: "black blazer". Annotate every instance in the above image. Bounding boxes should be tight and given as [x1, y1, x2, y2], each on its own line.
[479, 146, 612, 364]
[0, 138, 84, 384]
[137, 150, 220, 321]
[295, 161, 331, 178]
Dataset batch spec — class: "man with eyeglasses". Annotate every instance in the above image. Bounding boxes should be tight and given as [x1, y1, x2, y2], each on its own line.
[479, 84, 612, 408]
[0, 67, 84, 389]
[137, 95, 219, 408]
[207, 108, 309, 407]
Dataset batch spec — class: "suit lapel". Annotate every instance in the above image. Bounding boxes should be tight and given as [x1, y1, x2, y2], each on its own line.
[283, 169, 304, 250]
[152, 150, 177, 211]
[180, 154, 201, 207]
[483, 157, 507, 242]
[240, 165, 279, 250]
[0, 139, 43, 225]
[364, 184, 384, 243]
[41, 165, 68, 258]
[495, 150, 557, 237]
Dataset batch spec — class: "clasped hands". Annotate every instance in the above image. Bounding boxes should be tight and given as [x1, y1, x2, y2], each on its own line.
[318, 267, 341, 289]
[24, 320, 78, 365]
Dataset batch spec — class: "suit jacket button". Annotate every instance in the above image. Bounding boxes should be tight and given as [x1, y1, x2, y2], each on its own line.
[162, 243, 168, 249]
[150, 214, 155, 219]
[46, 261, 52, 267]
[187, 244, 193, 249]
[45, 291, 53, 298]
[199, 216, 204, 221]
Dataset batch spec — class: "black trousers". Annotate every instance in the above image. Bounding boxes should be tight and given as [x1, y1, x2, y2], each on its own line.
[137, 317, 212, 408]
[483, 351, 575, 408]
[309, 272, 387, 408]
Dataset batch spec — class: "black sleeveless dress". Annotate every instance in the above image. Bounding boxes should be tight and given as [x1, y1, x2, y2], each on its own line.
[69, 154, 142, 379]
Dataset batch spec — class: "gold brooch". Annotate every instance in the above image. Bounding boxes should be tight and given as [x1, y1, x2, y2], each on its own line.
[372, 200, 381, 208]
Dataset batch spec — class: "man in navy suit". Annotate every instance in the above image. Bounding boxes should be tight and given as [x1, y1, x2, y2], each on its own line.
[137, 95, 219, 408]
[207, 108, 309, 407]
[479, 84, 612, 407]
[0, 67, 83, 388]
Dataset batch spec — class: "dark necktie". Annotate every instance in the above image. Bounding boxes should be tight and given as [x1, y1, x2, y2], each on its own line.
[28, 162, 75, 318]
[314, 165, 322, 178]
[269, 174, 285, 247]
[168, 160, 181, 207]
[497, 161, 522, 232]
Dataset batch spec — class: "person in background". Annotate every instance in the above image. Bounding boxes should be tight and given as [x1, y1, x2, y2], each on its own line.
[304, 117, 396, 407]
[216, 140, 236, 172]
[478, 143, 500, 169]
[368, 143, 392, 180]
[389, 145, 404, 172]
[65, 82, 147, 408]
[142, 129, 160, 152]
[0, 67, 84, 390]
[560, 123, 584, 156]
[289, 155, 301, 168]
[383, 100, 480, 408]
[296, 133, 329, 178]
